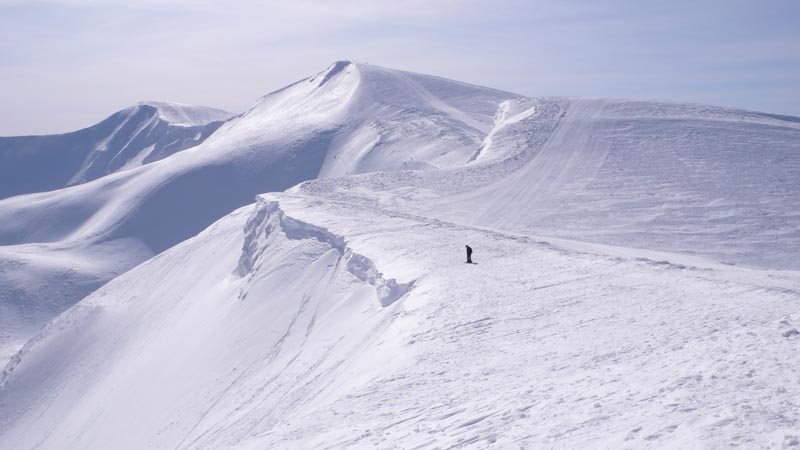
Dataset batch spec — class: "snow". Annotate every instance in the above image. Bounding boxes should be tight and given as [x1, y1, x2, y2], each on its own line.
[0, 102, 234, 199]
[136, 101, 233, 126]
[1, 61, 799, 449]
[2, 191, 798, 449]
[311, 96, 800, 270]
[0, 61, 515, 364]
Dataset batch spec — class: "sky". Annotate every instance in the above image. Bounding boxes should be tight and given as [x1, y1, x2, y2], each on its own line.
[1, 0, 799, 135]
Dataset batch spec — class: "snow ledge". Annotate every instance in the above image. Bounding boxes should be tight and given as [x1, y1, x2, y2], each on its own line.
[238, 196, 414, 307]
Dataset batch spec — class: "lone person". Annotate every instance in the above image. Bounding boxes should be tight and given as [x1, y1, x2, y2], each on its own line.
[465, 245, 473, 264]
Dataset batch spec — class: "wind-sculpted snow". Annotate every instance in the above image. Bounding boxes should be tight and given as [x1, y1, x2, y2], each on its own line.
[239, 197, 413, 306]
[468, 97, 566, 165]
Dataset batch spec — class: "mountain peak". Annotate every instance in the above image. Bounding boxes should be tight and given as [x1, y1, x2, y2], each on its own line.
[309, 60, 358, 87]
[130, 101, 233, 126]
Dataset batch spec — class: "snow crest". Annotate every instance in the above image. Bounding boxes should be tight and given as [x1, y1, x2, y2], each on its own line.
[239, 196, 413, 306]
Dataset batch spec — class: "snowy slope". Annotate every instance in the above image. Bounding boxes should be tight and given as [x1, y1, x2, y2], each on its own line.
[0, 61, 516, 249]
[1, 191, 798, 449]
[460, 98, 800, 269]
[0, 61, 517, 364]
[303, 97, 800, 269]
[0, 102, 233, 199]
[1, 62, 800, 449]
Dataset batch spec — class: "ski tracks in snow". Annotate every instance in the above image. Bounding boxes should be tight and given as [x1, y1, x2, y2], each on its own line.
[474, 98, 611, 230]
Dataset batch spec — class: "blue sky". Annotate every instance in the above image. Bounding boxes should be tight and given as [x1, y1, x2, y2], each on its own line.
[1, 0, 799, 135]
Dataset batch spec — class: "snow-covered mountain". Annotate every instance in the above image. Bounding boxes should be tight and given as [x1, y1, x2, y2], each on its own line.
[1, 61, 799, 449]
[328, 97, 800, 269]
[0, 61, 516, 364]
[0, 102, 233, 199]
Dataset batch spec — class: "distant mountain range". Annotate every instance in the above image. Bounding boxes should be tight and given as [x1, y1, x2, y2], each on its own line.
[0, 102, 233, 199]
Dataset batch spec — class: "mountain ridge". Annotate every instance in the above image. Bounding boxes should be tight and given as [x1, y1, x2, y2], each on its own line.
[1, 60, 800, 449]
[0, 101, 234, 200]
[0, 61, 518, 365]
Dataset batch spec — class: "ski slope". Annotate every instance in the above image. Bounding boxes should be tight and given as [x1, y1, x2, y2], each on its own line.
[1, 61, 799, 449]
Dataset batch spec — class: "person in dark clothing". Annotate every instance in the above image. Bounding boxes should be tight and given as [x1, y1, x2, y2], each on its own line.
[466, 245, 473, 264]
